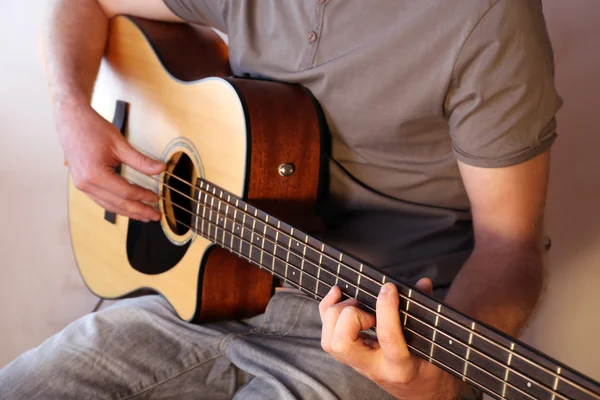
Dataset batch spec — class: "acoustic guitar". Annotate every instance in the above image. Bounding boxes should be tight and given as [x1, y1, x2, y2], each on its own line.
[68, 15, 600, 400]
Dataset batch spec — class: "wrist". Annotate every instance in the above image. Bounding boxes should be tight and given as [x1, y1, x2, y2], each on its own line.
[53, 90, 91, 120]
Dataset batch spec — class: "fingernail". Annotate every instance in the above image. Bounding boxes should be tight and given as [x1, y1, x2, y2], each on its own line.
[380, 283, 392, 294]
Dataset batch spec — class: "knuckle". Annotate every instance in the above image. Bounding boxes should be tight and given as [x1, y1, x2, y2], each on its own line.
[330, 339, 351, 358]
[73, 176, 89, 191]
[84, 170, 102, 186]
[340, 306, 360, 320]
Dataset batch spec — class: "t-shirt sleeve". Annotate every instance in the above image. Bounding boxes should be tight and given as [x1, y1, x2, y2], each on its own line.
[163, 0, 228, 33]
[445, 0, 562, 168]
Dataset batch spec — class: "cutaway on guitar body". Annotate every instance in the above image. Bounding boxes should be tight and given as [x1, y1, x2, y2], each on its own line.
[68, 15, 326, 322]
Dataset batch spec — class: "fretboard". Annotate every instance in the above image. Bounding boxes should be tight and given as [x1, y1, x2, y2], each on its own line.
[190, 179, 600, 400]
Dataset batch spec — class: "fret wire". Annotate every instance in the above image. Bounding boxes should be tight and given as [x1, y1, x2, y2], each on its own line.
[551, 368, 562, 400]
[289, 228, 296, 280]
[300, 235, 309, 287]
[260, 214, 268, 266]
[274, 222, 280, 274]
[430, 304, 442, 362]
[217, 192, 226, 244]
[356, 264, 363, 299]
[405, 289, 412, 327]
[503, 343, 515, 398]
[157, 175, 596, 397]
[185, 201, 570, 398]
[163, 207, 573, 400]
[316, 245, 324, 300]
[250, 208, 258, 259]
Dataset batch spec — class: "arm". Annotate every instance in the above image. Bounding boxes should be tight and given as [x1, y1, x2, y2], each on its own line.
[445, 152, 549, 336]
[319, 150, 551, 399]
[43, 0, 182, 222]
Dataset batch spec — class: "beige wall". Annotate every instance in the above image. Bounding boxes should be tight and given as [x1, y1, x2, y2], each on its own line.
[518, 0, 600, 380]
[1, 0, 598, 389]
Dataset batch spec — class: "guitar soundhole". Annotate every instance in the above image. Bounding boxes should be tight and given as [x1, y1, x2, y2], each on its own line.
[163, 152, 196, 236]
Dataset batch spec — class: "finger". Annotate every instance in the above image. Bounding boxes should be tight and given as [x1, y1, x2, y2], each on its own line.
[321, 296, 360, 353]
[330, 306, 376, 369]
[376, 283, 411, 365]
[87, 193, 149, 222]
[114, 140, 166, 176]
[319, 285, 343, 321]
[95, 166, 160, 204]
[415, 277, 433, 295]
[90, 185, 161, 222]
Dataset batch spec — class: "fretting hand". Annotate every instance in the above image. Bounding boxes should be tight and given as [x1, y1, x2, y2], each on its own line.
[319, 278, 463, 400]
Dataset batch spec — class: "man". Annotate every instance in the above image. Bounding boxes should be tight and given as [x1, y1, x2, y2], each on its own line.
[0, 0, 561, 399]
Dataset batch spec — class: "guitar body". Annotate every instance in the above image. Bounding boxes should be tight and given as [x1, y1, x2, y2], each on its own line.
[68, 16, 325, 322]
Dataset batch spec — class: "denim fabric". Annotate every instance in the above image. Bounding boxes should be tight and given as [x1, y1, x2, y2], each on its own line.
[0, 291, 481, 399]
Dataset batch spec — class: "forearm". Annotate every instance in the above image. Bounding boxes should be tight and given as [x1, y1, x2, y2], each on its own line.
[445, 239, 545, 337]
[43, 0, 110, 110]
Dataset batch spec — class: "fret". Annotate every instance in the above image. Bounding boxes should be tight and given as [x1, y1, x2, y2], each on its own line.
[429, 304, 442, 362]
[285, 232, 292, 282]
[216, 196, 227, 243]
[194, 185, 201, 234]
[201, 190, 208, 236]
[502, 343, 515, 398]
[355, 264, 363, 298]
[315, 245, 324, 299]
[273, 222, 280, 274]
[403, 289, 412, 326]
[463, 323, 475, 381]
[551, 368, 561, 400]
[335, 254, 342, 287]
[299, 235, 309, 287]
[260, 215, 268, 266]
[250, 209, 257, 251]
[240, 205, 247, 255]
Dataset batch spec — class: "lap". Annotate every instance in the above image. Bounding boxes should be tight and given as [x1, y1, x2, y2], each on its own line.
[0, 291, 395, 400]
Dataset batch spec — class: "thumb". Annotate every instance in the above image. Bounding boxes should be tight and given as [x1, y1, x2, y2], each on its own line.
[415, 277, 433, 296]
[115, 140, 166, 176]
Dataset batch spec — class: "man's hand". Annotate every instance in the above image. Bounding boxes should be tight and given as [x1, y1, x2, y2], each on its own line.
[59, 102, 165, 222]
[319, 279, 462, 400]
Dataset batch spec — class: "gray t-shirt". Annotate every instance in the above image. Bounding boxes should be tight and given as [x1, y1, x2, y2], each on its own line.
[163, 0, 562, 291]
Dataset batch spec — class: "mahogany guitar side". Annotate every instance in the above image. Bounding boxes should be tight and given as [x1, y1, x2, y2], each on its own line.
[68, 16, 326, 322]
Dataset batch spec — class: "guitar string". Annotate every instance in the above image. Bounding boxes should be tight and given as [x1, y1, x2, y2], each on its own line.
[124, 171, 597, 398]
[128, 177, 578, 400]
[147, 198, 558, 400]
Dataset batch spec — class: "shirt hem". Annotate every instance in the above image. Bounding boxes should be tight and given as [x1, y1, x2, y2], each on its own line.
[452, 133, 557, 168]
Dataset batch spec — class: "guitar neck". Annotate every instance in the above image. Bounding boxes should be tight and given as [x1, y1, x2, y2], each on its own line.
[190, 178, 600, 400]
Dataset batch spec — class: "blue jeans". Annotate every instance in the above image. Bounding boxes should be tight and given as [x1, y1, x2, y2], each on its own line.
[0, 291, 400, 399]
[1, 290, 481, 399]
